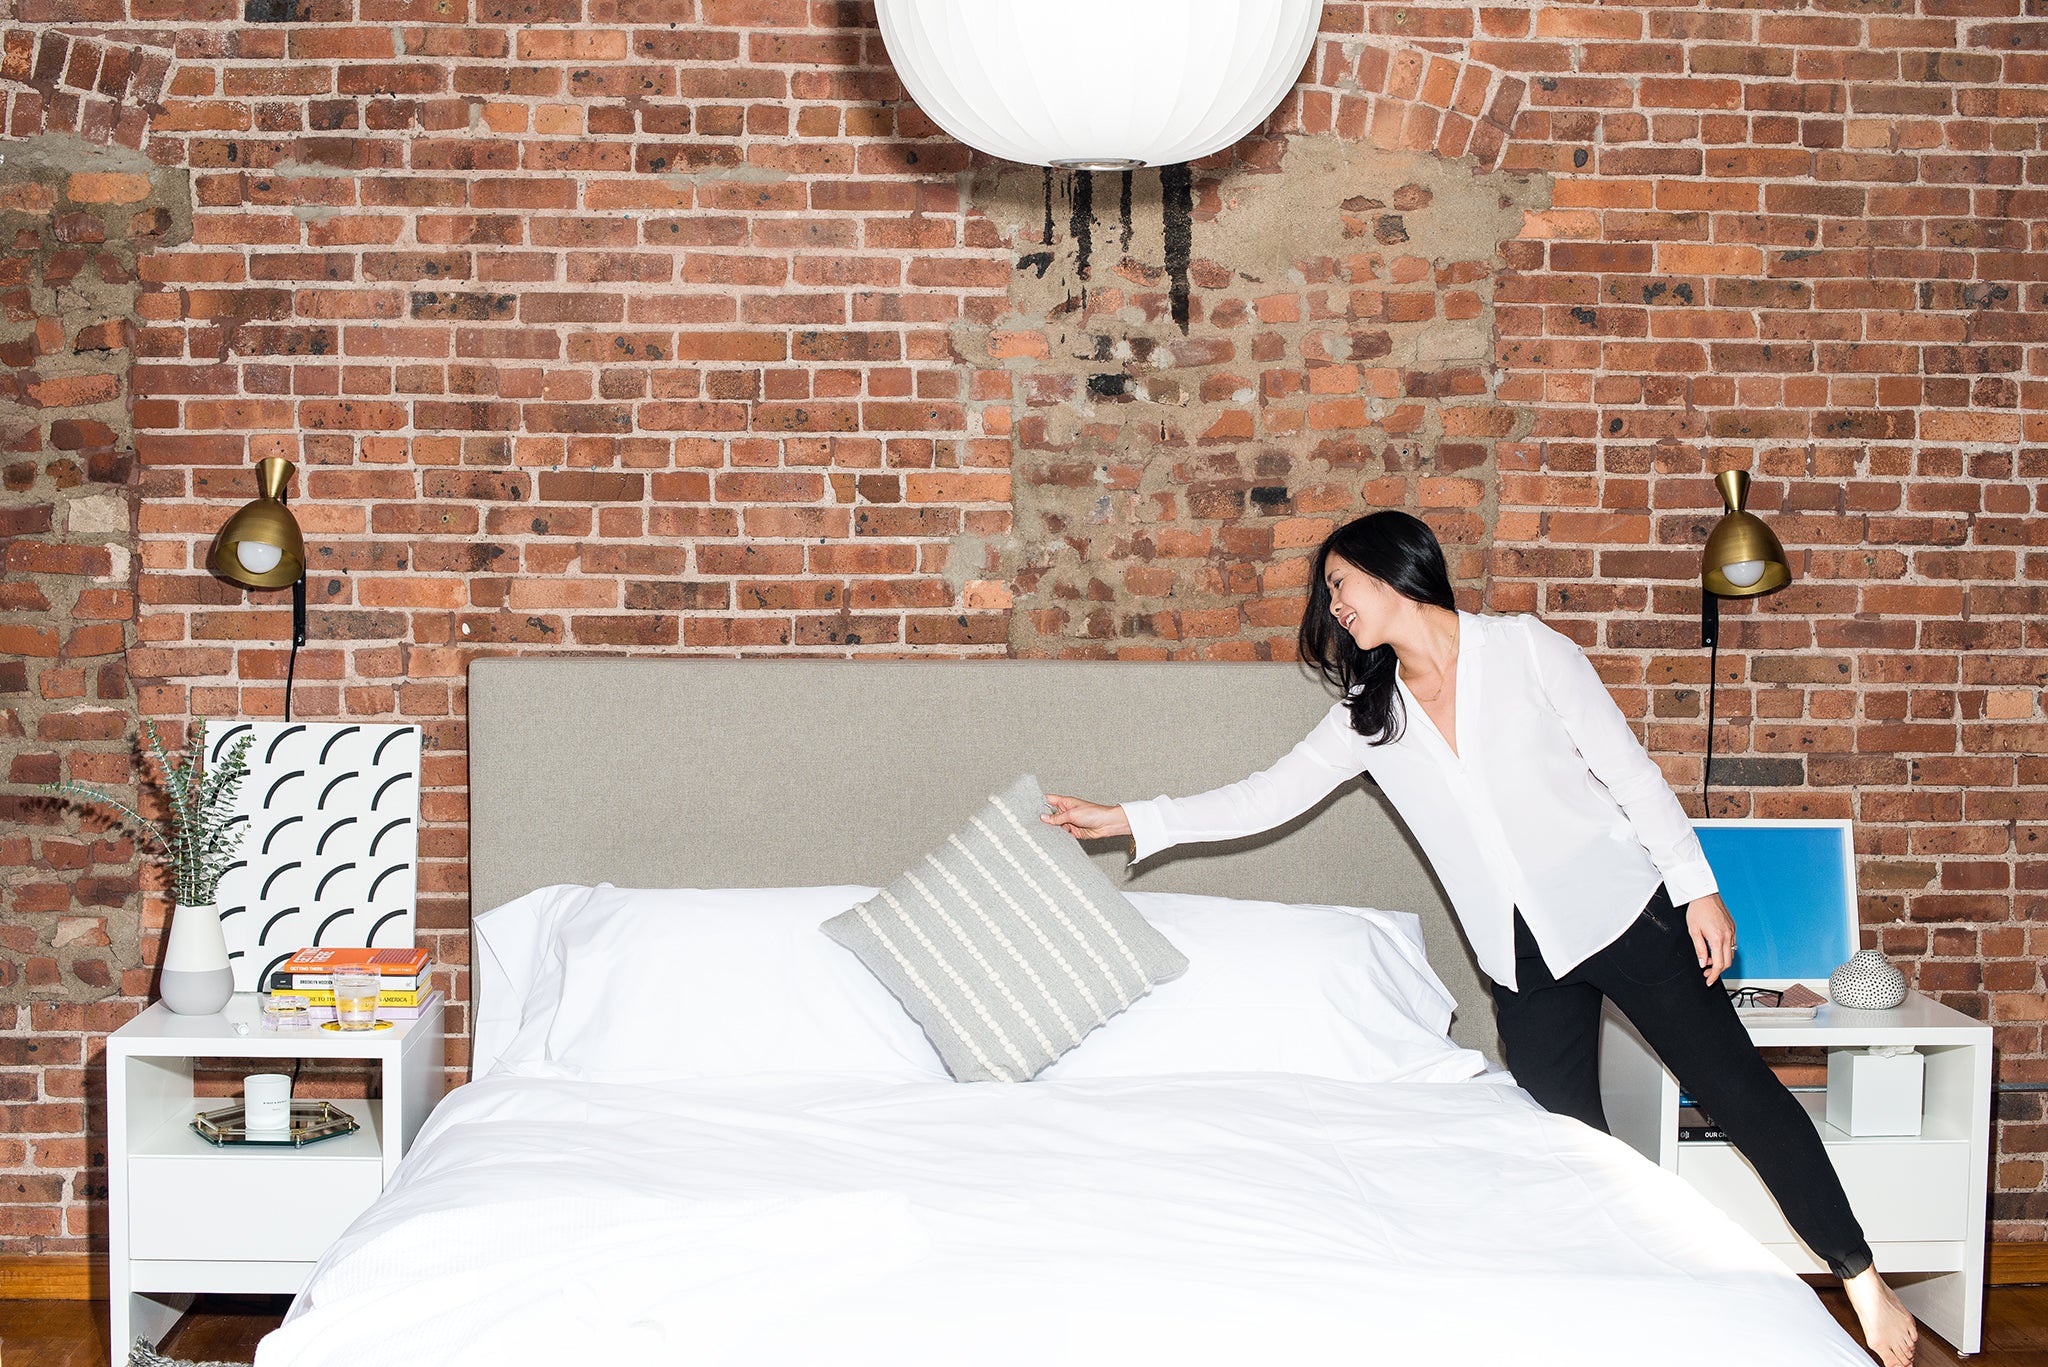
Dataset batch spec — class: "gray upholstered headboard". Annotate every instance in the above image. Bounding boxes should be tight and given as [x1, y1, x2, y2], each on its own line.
[467, 658, 1500, 1063]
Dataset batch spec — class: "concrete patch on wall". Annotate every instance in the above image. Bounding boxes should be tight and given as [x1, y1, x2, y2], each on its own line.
[959, 137, 1548, 658]
[0, 134, 192, 1004]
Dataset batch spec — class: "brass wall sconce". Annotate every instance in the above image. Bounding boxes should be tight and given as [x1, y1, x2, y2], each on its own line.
[207, 456, 308, 721]
[1699, 470, 1792, 810]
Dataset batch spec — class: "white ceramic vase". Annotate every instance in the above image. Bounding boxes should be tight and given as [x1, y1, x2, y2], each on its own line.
[160, 902, 234, 1015]
[1829, 947, 1908, 1011]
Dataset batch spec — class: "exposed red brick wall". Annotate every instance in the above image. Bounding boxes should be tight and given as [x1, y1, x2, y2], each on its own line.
[0, 28, 170, 150]
[1468, 0, 2048, 1236]
[2, 0, 2042, 1258]
[0, 108, 187, 1246]
[975, 141, 1538, 656]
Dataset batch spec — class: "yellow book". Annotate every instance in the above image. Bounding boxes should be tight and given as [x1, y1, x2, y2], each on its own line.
[281, 986, 432, 1008]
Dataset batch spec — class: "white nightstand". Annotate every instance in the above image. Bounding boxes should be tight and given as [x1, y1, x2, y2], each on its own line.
[106, 993, 446, 1367]
[1599, 990, 1992, 1354]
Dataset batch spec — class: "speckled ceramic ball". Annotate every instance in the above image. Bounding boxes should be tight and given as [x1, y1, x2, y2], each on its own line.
[1829, 948, 1908, 1011]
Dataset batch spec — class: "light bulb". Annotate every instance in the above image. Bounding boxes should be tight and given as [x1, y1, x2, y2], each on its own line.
[236, 540, 284, 575]
[1719, 560, 1766, 588]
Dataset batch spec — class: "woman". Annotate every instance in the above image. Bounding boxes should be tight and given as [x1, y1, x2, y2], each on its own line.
[1043, 510, 1916, 1367]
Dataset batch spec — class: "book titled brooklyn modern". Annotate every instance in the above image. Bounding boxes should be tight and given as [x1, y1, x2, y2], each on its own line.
[268, 971, 432, 996]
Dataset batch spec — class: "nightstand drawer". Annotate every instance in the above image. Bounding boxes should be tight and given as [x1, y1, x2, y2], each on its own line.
[129, 1154, 383, 1262]
[1678, 1139, 1972, 1245]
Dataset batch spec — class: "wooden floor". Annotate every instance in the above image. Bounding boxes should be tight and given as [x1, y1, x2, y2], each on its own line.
[4, 1286, 2047, 1364]
[0, 1294, 290, 1367]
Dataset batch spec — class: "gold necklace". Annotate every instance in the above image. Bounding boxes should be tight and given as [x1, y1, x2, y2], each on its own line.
[1406, 672, 1450, 703]
[1402, 633, 1459, 703]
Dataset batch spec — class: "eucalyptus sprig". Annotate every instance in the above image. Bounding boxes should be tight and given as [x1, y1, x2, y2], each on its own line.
[41, 719, 254, 906]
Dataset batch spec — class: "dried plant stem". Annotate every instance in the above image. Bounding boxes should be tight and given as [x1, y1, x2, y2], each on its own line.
[39, 719, 253, 906]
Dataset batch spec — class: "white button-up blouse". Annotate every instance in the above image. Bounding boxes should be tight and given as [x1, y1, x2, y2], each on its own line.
[1121, 610, 1719, 991]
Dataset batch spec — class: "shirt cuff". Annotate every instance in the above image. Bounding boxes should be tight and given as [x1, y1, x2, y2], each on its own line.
[1122, 797, 1173, 867]
[1660, 859, 1719, 909]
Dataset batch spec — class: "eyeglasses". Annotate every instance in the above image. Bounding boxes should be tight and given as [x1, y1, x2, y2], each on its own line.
[1727, 986, 1783, 1009]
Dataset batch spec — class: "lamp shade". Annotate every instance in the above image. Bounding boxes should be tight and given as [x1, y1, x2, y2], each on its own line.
[874, 0, 1323, 170]
[1701, 470, 1790, 599]
[208, 456, 305, 590]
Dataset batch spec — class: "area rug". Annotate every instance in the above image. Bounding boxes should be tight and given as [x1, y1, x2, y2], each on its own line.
[128, 1339, 247, 1367]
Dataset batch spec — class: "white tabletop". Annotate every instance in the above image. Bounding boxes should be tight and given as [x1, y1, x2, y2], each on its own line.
[1740, 989, 1993, 1047]
[108, 992, 440, 1059]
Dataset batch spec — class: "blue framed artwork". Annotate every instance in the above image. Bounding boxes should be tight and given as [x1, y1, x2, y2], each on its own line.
[1694, 818, 1859, 987]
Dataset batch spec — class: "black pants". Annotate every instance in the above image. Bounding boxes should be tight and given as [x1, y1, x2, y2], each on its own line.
[1491, 886, 1874, 1280]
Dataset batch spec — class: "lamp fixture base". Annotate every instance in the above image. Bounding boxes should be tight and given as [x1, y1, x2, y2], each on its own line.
[1049, 157, 1148, 171]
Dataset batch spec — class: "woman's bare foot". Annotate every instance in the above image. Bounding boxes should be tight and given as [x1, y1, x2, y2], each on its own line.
[1842, 1266, 1917, 1367]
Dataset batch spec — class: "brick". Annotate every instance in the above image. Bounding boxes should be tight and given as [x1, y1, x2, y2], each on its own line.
[25, 374, 121, 409]
[536, 471, 644, 502]
[63, 172, 150, 204]
[0, 626, 60, 658]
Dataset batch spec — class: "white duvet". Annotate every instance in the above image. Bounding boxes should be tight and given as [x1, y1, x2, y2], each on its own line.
[257, 1070, 1864, 1366]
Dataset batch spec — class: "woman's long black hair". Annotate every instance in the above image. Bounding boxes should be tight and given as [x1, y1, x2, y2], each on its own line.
[1298, 511, 1457, 744]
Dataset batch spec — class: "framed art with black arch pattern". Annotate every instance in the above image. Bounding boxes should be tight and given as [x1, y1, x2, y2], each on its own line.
[207, 721, 422, 992]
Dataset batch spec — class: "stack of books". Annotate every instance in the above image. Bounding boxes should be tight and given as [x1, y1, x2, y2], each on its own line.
[268, 946, 439, 1022]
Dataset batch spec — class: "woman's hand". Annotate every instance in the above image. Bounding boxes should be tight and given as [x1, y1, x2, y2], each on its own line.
[1040, 794, 1132, 842]
[1687, 892, 1738, 987]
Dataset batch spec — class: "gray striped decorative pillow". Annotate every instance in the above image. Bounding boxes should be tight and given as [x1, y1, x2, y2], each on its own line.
[820, 774, 1188, 1083]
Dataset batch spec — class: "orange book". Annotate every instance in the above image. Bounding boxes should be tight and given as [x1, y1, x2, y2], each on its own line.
[278, 946, 430, 978]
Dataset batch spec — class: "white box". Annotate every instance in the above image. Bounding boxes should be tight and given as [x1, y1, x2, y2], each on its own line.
[1826, 1046, 1924, 1136]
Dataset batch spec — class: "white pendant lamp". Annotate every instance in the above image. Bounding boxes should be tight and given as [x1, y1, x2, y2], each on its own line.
[875, 0, 1324, 170]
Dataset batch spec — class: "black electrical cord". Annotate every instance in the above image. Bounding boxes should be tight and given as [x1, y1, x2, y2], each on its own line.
[284, 574, 306, 723]
[1701, 632, 1719, 816]
[1700, 588, 1720, 815]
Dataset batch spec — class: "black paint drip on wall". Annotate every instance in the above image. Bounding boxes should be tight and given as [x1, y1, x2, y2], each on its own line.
[1014, 162, 1189, 327]
[1070, 171, 1094, 282]
[1160, 162, 1193, 334]
[1018, 166, 1057, 279]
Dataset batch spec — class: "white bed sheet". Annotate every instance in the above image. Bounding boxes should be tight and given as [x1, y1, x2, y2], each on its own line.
[256, 1072, 1865, 1367]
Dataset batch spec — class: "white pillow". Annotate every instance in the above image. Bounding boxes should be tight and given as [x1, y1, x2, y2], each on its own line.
[471, 882, 596, 1077]
[1036, 891, 1488, 1085]
[483, 884, 949, 1082]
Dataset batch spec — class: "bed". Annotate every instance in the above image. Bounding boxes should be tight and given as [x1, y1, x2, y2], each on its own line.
[254, 659, 1866, 1366]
